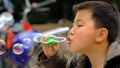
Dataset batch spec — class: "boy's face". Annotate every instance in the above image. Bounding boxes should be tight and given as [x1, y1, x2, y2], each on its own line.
[67, 9, 99, 53]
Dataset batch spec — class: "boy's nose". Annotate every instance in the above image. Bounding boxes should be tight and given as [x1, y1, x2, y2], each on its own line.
[69, 28, 74, 35]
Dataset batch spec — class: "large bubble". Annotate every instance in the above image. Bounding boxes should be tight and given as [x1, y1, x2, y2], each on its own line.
[33, 33, 43, 43]
[13, 43, 24, 55]
[0, 39, 6, 55]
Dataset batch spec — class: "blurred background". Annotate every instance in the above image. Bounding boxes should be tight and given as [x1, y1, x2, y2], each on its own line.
[0, 0, 120, 68]
[1, 0, 120, 24]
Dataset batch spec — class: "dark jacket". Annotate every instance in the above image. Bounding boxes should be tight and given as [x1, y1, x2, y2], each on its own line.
[37, 42, 120, 68]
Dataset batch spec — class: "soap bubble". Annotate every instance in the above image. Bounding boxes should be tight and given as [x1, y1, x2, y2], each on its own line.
[23, 38, 31, 44]
[13, 43, 24, 55]
[23, 38, 32, 48]
[0, 39, 6, 55]
[33, 33, 43, 43]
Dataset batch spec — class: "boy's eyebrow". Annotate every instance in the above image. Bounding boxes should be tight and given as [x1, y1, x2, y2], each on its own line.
[73, 19, 84, 24]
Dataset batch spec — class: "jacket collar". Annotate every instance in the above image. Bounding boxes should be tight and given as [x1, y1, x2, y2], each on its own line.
[77, 42, 120, 67]
[105, 42, 120, 62]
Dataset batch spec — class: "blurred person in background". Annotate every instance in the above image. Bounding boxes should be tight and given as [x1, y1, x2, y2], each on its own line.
[4, 0, 14, 13]
[3, 0, 25, 22]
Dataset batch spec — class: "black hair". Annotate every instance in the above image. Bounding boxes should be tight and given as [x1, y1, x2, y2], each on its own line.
[73, 1, 120, 44]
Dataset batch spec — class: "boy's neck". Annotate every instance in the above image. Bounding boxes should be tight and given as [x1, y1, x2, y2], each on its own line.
[84, 42, 109, 68]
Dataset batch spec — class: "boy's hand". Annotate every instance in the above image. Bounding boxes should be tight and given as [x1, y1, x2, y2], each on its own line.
[40, 35, 59, 59]
[41, 43, 59, 59]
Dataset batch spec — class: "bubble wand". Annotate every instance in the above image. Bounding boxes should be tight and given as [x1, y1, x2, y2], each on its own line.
[33, 34, 66, 45]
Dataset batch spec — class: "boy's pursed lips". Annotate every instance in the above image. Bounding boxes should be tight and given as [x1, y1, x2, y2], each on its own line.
[66, 36, 71, 44]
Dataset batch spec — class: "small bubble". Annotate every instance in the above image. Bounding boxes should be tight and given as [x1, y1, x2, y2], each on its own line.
[13, 43, 24, 55]
[0, 39, 6, 55]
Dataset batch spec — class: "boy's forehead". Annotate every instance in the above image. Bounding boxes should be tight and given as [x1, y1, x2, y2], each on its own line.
[74, 9, 93, 21]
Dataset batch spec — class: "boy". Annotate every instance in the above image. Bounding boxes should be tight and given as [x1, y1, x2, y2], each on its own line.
[38, 1, 120, 68]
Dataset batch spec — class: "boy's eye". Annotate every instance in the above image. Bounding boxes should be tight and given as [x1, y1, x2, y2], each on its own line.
[77, 25, 82, 27]
[77, 21, 83, 27]
[77, 23, 83, 27]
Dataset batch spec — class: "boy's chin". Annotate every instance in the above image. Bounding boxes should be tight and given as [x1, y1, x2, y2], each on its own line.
[69, 48, 80, 54]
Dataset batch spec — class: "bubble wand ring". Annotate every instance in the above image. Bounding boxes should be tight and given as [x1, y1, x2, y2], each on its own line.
[33, 35, 66, 45]
[43, 35, 66, 45]
[55, 37, 66, 43]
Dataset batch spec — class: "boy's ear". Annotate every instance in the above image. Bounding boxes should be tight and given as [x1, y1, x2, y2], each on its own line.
[95, 28, 108, 43]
